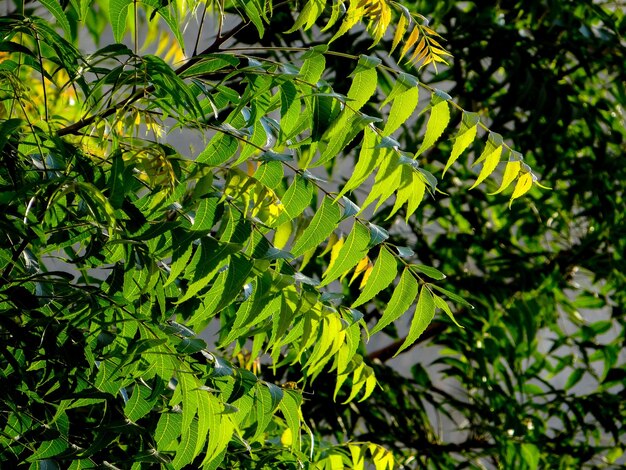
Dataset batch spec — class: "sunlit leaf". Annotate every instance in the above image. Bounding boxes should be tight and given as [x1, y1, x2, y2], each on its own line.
[395, 285, 435, 356]
[291, 197, 342, 257]
[370, 269, 419, 335]
[415, 96, 450, 156]
[352, 246, 397, 308]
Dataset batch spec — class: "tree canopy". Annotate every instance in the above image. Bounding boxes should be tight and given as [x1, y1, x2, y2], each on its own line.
[1, 0, 624, 469]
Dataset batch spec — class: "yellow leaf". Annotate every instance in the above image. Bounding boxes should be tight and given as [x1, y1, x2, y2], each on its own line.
[399, 26, 420, 61]
[369, 1, 392, 47]
[390, 13, 408, 54]
[350, 256, 371, 284]
[280, 428, 292, 446]
[411, 46, 430, 66]
[408, 37, 426, 63]
[327, 235, 345, 272]
[422, 25, 444, 38]
[359, 263, 374, 288]
[509, 172, 533, 207]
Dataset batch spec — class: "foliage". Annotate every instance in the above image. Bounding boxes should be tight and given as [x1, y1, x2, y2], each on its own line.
[0, 0, 595, 468]
[295, 1, 626, 468]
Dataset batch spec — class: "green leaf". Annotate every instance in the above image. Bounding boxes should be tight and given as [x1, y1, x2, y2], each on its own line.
[272, 175, 314, 227]
[321, 222, 370, 286]
[124, 383, 154, 422]
[415, 96, 450, 156]
[264, 381, 285, 411]
[192, 197, 219, 231]
[381, 72, 419, 108]
[409, 264, 446, 280]
[254, 161, 283, 190]
[291, 197, 342, 257]
[164, 231, 196, 287]
[107, 150, 127, 209]
[180, 55, 239, 78]
[252, 383, 277, 440]
[278, 390, 302, 451]
[69, 0, 91, 21]
[433, 294, 463, 328]
[352, 246, 397, 308]
[174, 238, 238, 305]
[521, 443, 540, 470]
[286, 0, 325, 33]
[336, 127, 382, 199]
[172, 417, 198, 469]
[347, 65, 378, 111]
[142, 344, 174, 382]
[68, 459, 96, 469]
[430, 284, 474, 309]
[383, 86, 419, 136]
[142, 0, 185, 49]
[321, 0, 343, 31]
[317, 112, 375, 166]
[360, 153, 402, 213]
[221, 293, 281, 346]
[300, 53, 326, 85]
[109, 0, 132, 43]
[196, 134, 239, 166]
[564, 368, 585, 390]
[39, 0, 72, 38]
[443, 112, 479, 175]
[189, 255, 254, 329]
[27, 438, 68, 461]
[194, 389, 213, 456]
[395, 285, 435, 356]
[370, 269, 419, 335]
[387, 166, 427, 220]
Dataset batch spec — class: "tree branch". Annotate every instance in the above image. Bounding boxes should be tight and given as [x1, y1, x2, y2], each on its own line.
[56, 22, 248, 137]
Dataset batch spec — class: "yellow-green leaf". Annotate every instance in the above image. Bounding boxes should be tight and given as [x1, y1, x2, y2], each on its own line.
[286, 0, 325, 33]
[443, 112, 480, 175]
[433, 294, 463, 328]
[469, 133, 504, 190]
[347, 66, 378, 112]
[321, 223, 370, 286]
[490, 157, 521, 195]
[337, 127, 382, 199]
[370, 269, 419, 335]
[395, 285, 435, 356]
[383, 86, 419, 136]
[509, 171, 534, 207]
[291, 197, 342, 257]
[415, 97, 450, 156]
[352, 246, 397, 308]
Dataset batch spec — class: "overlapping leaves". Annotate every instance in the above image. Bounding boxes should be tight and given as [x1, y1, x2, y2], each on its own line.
[0, 0, 547, 469]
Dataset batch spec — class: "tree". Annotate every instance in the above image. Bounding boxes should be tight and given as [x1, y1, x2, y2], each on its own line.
[1, 1, 615, 469]
[295, 1, 626, 468]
